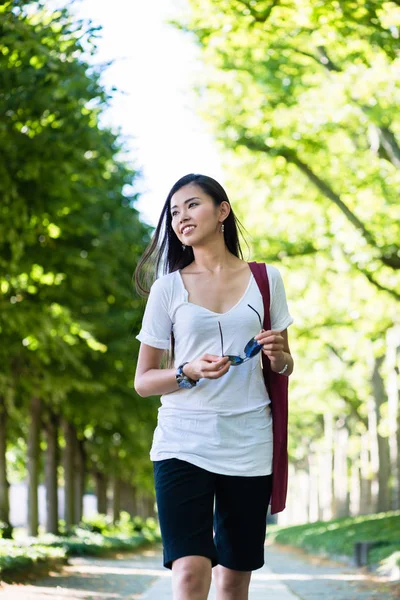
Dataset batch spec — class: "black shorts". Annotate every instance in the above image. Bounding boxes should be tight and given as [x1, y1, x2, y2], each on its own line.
[153, 458, 273, 571]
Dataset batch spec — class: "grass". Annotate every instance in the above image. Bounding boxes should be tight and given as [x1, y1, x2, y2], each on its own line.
[33, 529, 153, 557]
[0, 541, 67, 581]
[267, 510, 400, 571]
[0, 514, 162, 582]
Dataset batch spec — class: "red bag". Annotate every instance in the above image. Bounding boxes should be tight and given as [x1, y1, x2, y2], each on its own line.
[248, 261, 289, 514]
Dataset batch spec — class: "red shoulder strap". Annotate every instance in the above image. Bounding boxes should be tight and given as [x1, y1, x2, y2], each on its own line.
[248, 261, 271, 331]
[248, 260, 289, 515]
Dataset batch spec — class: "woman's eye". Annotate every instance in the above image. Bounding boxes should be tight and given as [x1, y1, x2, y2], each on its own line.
[171, 202, 197, 217]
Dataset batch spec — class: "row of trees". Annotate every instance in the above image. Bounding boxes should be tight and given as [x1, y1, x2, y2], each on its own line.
[0, 1, 155, 535]
[177, 0, 400, 522]
[1, 0, 399, 536]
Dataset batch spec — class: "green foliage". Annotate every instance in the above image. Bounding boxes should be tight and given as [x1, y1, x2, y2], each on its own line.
[0, 540, 66, 578]
[0, 0, 156, 493]
[80, 513, 114, 534]
[36, 529, 154, 557]
[80, 512, 160, 540]
[174, 0, 400, 483]
[0, 523, 160, 580]
[370, 546, 400, 569]
[267, 510, 400, 565]
[0, 521, 13, 539]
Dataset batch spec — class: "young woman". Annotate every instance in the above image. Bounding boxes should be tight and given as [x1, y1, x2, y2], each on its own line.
[134, 173, 294, 600]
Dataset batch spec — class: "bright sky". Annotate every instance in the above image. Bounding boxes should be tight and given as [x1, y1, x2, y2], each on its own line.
[69, 0, 224, 227]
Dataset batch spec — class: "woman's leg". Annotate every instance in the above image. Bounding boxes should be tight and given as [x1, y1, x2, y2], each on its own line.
[172, 555, 212, 600]
[153, 458, 218, 597]
[213, 564, 251, 600]
[213, 472, 273, 599]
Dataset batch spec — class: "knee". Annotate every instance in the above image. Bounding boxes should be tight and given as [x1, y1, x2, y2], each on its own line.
[176, 567, 203, 593]
[214, 567, 251, 596]
[172, 556, 211, 597]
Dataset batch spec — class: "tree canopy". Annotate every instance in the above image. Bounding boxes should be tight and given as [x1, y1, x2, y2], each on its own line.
[0, 0, 156, 502]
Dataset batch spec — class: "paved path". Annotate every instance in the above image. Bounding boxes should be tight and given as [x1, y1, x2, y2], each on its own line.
[139, 546, 299, 600]
[0, 549, 160, 599]
[0, 543, 398, 599]
[140, 544, 398, 600]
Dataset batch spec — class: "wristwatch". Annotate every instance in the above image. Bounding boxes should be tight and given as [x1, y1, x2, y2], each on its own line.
[176, 362, 198, 389]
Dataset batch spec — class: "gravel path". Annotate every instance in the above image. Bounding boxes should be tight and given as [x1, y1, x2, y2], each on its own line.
[0, 543, 398, 599]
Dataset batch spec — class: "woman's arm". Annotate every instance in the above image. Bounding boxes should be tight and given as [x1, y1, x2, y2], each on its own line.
[134, 343, 180, 397]
[134, 344, 231, 397]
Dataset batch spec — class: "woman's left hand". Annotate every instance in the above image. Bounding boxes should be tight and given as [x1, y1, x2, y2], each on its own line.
[254, 329, 285, 365]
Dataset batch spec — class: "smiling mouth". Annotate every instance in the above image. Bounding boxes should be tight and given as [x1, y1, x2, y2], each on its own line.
[182, 226, 196, 235]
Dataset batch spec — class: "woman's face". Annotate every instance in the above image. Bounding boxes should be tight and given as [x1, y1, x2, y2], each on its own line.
[170, 184, 228, 246]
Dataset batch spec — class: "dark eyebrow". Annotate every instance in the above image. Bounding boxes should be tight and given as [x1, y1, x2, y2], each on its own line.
[170, 197, 201, 211]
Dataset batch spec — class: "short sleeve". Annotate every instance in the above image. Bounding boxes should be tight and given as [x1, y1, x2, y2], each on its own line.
[135, 277, 172, 350]
[267, 265, 294, 331]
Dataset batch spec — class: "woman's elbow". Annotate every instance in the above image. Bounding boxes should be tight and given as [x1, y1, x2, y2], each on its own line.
[134, 376, 147, 398]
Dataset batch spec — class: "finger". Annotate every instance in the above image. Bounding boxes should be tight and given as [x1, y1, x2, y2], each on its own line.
[262, 342, 284, 350]
[202, 354, 224, 362]
[210, 361, 231, 378]
[257, 335, 284, 346]
[201, 355, 230, 366]
[202, 357, 229, 372]
[262, 346, 284, 356]
[208, 356, 231, 371]
[254, 330, 282, 341]
[262, 348, 284, 357]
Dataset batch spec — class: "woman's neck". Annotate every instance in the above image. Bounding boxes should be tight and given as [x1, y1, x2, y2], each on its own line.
[190, 249, 242, 274]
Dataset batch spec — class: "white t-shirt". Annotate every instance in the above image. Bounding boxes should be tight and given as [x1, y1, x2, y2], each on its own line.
[136, 264, 293, 476]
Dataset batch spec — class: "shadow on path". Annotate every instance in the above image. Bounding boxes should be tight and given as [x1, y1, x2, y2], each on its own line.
[0, 548, 161, 599]
[0, 543, 398, 600]
[263, 543, 400, 600]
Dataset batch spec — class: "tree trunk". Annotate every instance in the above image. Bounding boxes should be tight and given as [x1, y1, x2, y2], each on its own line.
[359, 432, 373, 514]
[308, 451, 319, 522]
[318, 412, 333, 521]
[95, 472, 108, 514]
[27, 396, 41, 536]
[120, 481, 135, 516]
[113, 477, 121, 524]
[295, 469, 310, 524]
[74, 437, 85, 524]
[145, 495, 156, 518]
[0, 396, 10, 528]
[332, 420, 350, 518]
[349, 461, 360, 516]
[62, 419, 75, 528]
[397, 408, 400, 510]
[136, 491, 152, 518]
[367, 390, 380, 509]
[132, 483, 138, 516]
[45, 410, 59, 534]
[371, 356, 391, 512]
[386, 326, 400, 510]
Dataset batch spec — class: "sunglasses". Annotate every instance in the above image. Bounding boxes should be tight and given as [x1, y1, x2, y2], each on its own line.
[218, 304, 263, 366]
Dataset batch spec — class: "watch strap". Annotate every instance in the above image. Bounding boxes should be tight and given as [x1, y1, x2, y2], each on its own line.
[176, 362, 198, 387]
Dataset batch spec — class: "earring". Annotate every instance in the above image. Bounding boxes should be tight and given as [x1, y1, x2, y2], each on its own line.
[182, 244, 186, 250]
[220, 222, 225, 233]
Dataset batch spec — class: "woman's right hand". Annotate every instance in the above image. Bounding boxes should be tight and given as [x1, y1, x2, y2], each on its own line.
[183, 355, 231, 381]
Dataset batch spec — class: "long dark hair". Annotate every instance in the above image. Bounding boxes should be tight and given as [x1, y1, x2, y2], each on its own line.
[134, 173, 249, 367]
[134, 173, 249, 297]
